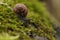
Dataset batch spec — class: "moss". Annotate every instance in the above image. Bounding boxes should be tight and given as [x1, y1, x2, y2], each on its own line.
[0, 0, 56, 40]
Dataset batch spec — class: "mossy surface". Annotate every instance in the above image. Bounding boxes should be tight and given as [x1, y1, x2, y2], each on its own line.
[0, 0, 56, 40]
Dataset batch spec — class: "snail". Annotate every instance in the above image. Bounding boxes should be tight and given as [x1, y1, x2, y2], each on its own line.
[13, 4, 28, 18]
[13, 3, 38, 29]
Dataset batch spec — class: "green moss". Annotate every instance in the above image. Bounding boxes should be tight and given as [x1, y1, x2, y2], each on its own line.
[0, 0, 56, 40]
